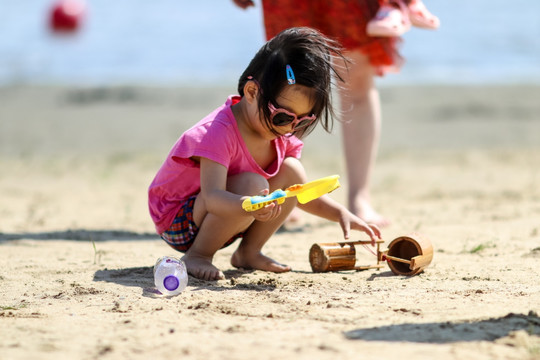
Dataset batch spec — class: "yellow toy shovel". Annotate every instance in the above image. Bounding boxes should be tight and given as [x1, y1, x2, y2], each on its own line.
[242, 175, 340, 212]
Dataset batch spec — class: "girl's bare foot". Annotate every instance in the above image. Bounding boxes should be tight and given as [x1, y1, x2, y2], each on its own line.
[231, 249, 291, 273]
[181, 253, 224, 281]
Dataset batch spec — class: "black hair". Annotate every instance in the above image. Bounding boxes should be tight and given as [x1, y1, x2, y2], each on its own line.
[237, 27, 348, 138]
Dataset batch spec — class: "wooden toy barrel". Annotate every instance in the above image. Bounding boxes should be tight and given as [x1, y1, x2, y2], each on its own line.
[386, 233, 433, 276]
[309, 243, 356, 272]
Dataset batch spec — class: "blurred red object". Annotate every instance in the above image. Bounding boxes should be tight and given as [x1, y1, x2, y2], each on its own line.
[49, 0, 86, 33]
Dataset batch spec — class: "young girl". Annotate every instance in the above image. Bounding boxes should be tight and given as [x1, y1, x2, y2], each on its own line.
[234, 1, 440, 228]
[148, 27, 381, 281]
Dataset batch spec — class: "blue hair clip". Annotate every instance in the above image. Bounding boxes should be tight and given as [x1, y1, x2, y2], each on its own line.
[286, 64, 296, 85]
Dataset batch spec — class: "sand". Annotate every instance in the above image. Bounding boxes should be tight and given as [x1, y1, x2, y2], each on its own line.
[1, 84, 539, 360]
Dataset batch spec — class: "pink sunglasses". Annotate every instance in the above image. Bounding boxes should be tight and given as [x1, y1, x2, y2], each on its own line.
[268, 103, 316, 131]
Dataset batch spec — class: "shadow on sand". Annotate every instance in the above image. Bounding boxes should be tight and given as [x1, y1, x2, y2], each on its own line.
[93, 266, 277, 297]
[0, 229, 157, 242]
[344, 312, 540, 343]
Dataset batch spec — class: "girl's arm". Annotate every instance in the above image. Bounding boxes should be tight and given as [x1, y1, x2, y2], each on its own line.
[298, 195, 381, 244]
[199, 157, 246, 217]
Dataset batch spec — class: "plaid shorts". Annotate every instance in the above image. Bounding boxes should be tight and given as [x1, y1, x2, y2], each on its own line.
[160, 195, 243, 252]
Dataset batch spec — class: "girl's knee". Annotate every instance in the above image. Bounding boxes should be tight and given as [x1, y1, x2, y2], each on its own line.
[227, 160, 306, 196]
[227, 172, 269, 196]
[274, 157, 307, 188]
[282, 157, 305, 176]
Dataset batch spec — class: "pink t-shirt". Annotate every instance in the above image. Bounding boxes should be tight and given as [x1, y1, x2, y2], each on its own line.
[148, 95, 304, 234]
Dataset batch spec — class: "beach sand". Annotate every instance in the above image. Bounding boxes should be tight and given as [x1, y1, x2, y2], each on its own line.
[1, 84, 539, 360]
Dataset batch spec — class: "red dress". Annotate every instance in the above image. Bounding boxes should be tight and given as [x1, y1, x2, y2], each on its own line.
[261, 0, 404, 75]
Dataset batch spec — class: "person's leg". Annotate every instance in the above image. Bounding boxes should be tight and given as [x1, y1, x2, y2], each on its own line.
[182, 172, 267, 281]
[337, 50, 390, 227]
[231, 157, 306, 272]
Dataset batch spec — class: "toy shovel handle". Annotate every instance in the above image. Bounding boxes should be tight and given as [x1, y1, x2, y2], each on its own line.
[242, 189, 287, 212]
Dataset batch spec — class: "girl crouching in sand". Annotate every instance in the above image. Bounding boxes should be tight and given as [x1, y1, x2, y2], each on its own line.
[148, 27, 381, 281]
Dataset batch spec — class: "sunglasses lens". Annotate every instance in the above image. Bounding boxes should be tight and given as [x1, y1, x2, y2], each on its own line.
[295, 118, 313, 129]
[272, 112, 295, 127]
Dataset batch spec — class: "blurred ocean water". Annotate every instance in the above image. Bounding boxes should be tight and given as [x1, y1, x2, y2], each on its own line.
[0, 0, 539, 86]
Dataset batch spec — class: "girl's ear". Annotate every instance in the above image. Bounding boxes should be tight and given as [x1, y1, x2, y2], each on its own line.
[243, 80, 259, 104]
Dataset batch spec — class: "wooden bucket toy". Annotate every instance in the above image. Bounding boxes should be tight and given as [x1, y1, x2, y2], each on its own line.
[309, 233, 433, 276]
[309, 240, 386, 272]
[384, 233, 433, 276]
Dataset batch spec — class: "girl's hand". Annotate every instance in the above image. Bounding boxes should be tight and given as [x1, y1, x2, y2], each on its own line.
[249, 189, 282, 222]
[338, 210, 381, 246]
[232, 0, 255, 9]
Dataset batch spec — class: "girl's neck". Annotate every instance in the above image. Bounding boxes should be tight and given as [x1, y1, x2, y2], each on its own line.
[232, 99, 272, 143]
[231, 98, 277, 170]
